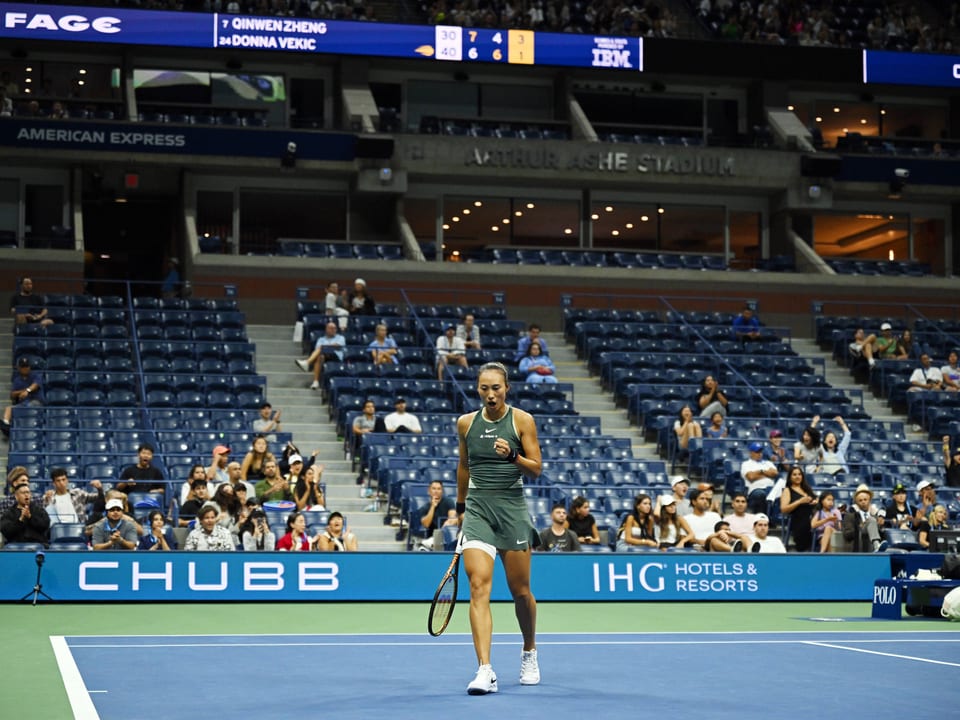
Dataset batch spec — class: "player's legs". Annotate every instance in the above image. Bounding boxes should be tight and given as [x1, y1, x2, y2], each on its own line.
[464, 547, 496, 665]
[501, 547, 536, 651]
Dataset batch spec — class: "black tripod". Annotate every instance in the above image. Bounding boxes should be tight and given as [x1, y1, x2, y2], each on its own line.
[20, 551, 53, 606]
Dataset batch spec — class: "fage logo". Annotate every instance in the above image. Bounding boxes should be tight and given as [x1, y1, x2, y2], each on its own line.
[3, 12, 122, 34]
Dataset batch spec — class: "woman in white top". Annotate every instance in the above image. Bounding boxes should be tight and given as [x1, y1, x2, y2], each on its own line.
[654, 496, 693, 549]
[616, 494, 658, 551]
[674, 404, 703, 451]
[793, 425, 822, 474]
[813, 415, 851, 475]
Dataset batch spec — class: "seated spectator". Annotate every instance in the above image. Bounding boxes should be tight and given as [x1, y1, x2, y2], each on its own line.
[384, 396, 422, 433]
[240, 508, 276, 551]
[849, 324, 897, 367]
[456, 313, 482, 349]
[324, 280, 350, 328]
[137, 509, 176, 550]
[86, 490, 143, 536]
[179, 477, 211, 526]
[913, 479, 938, 525]
[673, 404, 703, 451]
[766, 429, 789, 471]
[184, 502, 236, 551]
[294, 463, 325, 511]
[42, 467, 102, 525]
[161, 257, 180, 299]
[315, 511, 358, 551]
[117, 442, 167, 495]
[722, 492, 756, 536]
[942, 436, 960, 488]
[348, 277, 376, 315]
[351, 398, 378, 460]
[179, 464, 215, 505]
[223, 460, 256, 497]
[656, 476, 691, 518]
[917, 504, 950, 549]
[206, 445, 231, 484]
[741, 441, 779, 514]
[277, 511, 312, 551]
[1, 357, 42, 435]
[252, 402, 282, 440]
[684, 488, 744, 551]
[539, 502, 581, 552]
[793, 426, 822, 474]
[367, 323, 399, 365]
[747, 513, 786, 553]
[296, 320, 346, 390]
[417, 480, 457, 550]
[779, 465, 817, 551]
[0, 467, 31, 515]
[705, 411, 727, 439]
[941, 351, 960, 391]
[655, 495, 693, 549]
[842, 484, 886, 552]
[436, 323, 468, 381]
[514, 324, 548, 363]
[519, 340, 557, 384]
[696, 375, 728, 418]
[565, 495, 600, 545]
[91, 498, 136, 550]
[880, 483, 915, 531]
[0, 482, 50, 546]
[909, 353, 944, 392]
[811, 491, 844, 553]
[896, 329, 918, 361]
[212, 484, 242, 544]
[255, 459, 290, 503]
[615, 494, 658, 551]
[731, 303, 761, 341]
[9, 277, 53, 326]
[813, 415, 850, 475]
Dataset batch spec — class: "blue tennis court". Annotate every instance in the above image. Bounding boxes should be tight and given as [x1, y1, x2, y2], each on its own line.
[54, 630, 959, 720]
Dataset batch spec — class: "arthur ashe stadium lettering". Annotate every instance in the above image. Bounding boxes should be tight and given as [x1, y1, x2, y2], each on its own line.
[467, 147, 735, 176]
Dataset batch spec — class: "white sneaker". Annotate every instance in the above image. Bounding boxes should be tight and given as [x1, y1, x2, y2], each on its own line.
[520, 649, 540, 685]
[295, 359, 309, 372]
[310, 380, 320, 390]
[467, 664, 498, 695]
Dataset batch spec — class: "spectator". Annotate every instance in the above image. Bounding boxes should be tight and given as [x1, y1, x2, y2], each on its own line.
[766, 429, 789, 472]
[86, 490, 143, 536]
[117, 442, 166, 495]
[277, 511, 312, 551]
[696, 375, 728, 418]
[684, 488, 743, 551]
[351, 398, 378, 461]
[615, 493, 658, 551]
[315, 511, 358, 551]
[880, 483, 916, 531]
[741, 440, 779, 514]
[673, 404, 703, 451]
[842, 484, 886, 552]
[793, 426, 822, 474]
[941, 351, 960, 391]
[240, 508, 276, 551]
[42, 467, 102, 525]
[252, 402, 282, 439]
[367, 323, 399, 366]
[909, 353, 944, 392]
[240, 435, 277, 483]
[184, 502, 236, 551]
[706, 411, 727, 438]
[456, 313, 482, 349]
[255, 459, 290, 503]
[417, 480, 458, 550]
[731, 303, 761, 341]
[913, 479, 938, 525]
[384, 396, 422, 433]
[296, 320, 346, 390]
[514, 324, 549, 363]
[0, 483, 50, 546]
[519, 340, 557, 384]
[223, 460, 256, 497]
[1, 356, 42, 435]
[324, 280, 350, 328]
[436, 323, 468, 381]
[347, 278, 376, 315]
[539, 502, 581, 552]
[942, 436, 960, 488]
[656, 476, 691, 518]
[779, 465, 817, 551]
[206, 444, 232, 483]
[849, 324, 897, 367]
[917, 505, 950, 549]
[211, 484, 242, 543]
[178, 463, 214, 506]
[747, 513, 786, 553]
[0, 467, 31, 515]
[722, 492, 756, 536]
[179, 477, 211, 526]
[655, 495, 693, 549]
[90, 498, 136, 550]
[813, 415, 850, 475]
[294, 463, 326, 511]
[160, 257, 180, 299]
[137, 509, 175, 550]
[811, 490, 843, 553]
[896, 329, 919, 361]
[565, 495, 600, 545]
[9, 277, 53, 327]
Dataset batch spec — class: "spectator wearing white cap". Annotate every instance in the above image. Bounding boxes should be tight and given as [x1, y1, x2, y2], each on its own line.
[747, 514, 786, 553]
[654, 495, 693, 549]
[740, 441, 779, 514]
[849, 324, 897, 367]
[91, 498, 138, 550]
[655, 476, 690, 519]
[908, 353, 944, 392]
[348, 277, 376, 315]
[913, 479, 938, 526]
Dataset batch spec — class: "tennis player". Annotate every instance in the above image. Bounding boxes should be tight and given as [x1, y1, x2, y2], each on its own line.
[456, 361, 542, 695]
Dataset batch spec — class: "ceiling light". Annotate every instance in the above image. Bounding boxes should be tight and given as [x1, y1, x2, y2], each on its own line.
[860, 118, 867, 124]
[611, 230, 620, 236]
[502, 219, 510, 224]
[515, 211, 522, 217]
[604, 206, 613, 212]
[815, 116, 822, 123]
[640, 215, 649, 222]
[590, 213, 599, 220]
[491, 226, 499, 232]
[442, 224, 450, 230]
[625, 223, 634, 229]
[462, 208, 471, 215]
[563, 228, 573, 235]
[657, 206, 665, 214]
[787, 105, 794, 111]
[474, 201, 482, 207]
[833, 107, 840, 113]
[79, 68, 87, 75]
[526, 202, 535, 209]
[452, 216, 460, 222]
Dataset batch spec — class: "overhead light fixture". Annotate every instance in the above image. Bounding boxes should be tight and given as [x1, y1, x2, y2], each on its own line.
[474, 201, 482, 207]
[563, 228, 573, 235]
[526, 202, 535, 209]
[491, 225, 499, 232]
[462, 208, 471, 215]
[452, 216, 460, 222]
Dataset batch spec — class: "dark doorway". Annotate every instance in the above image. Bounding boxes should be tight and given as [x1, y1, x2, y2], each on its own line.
[82, 196, 179, 298]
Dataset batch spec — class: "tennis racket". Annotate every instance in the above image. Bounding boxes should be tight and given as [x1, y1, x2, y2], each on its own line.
[427, 533, 463, 637]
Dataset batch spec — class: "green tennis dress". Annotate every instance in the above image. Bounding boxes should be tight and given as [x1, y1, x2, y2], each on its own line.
[462, 406, 539, 551]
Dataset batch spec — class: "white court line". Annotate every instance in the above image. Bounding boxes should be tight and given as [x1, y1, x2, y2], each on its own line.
[804, 641, 960, 668]
[50, 636, 101, 720]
